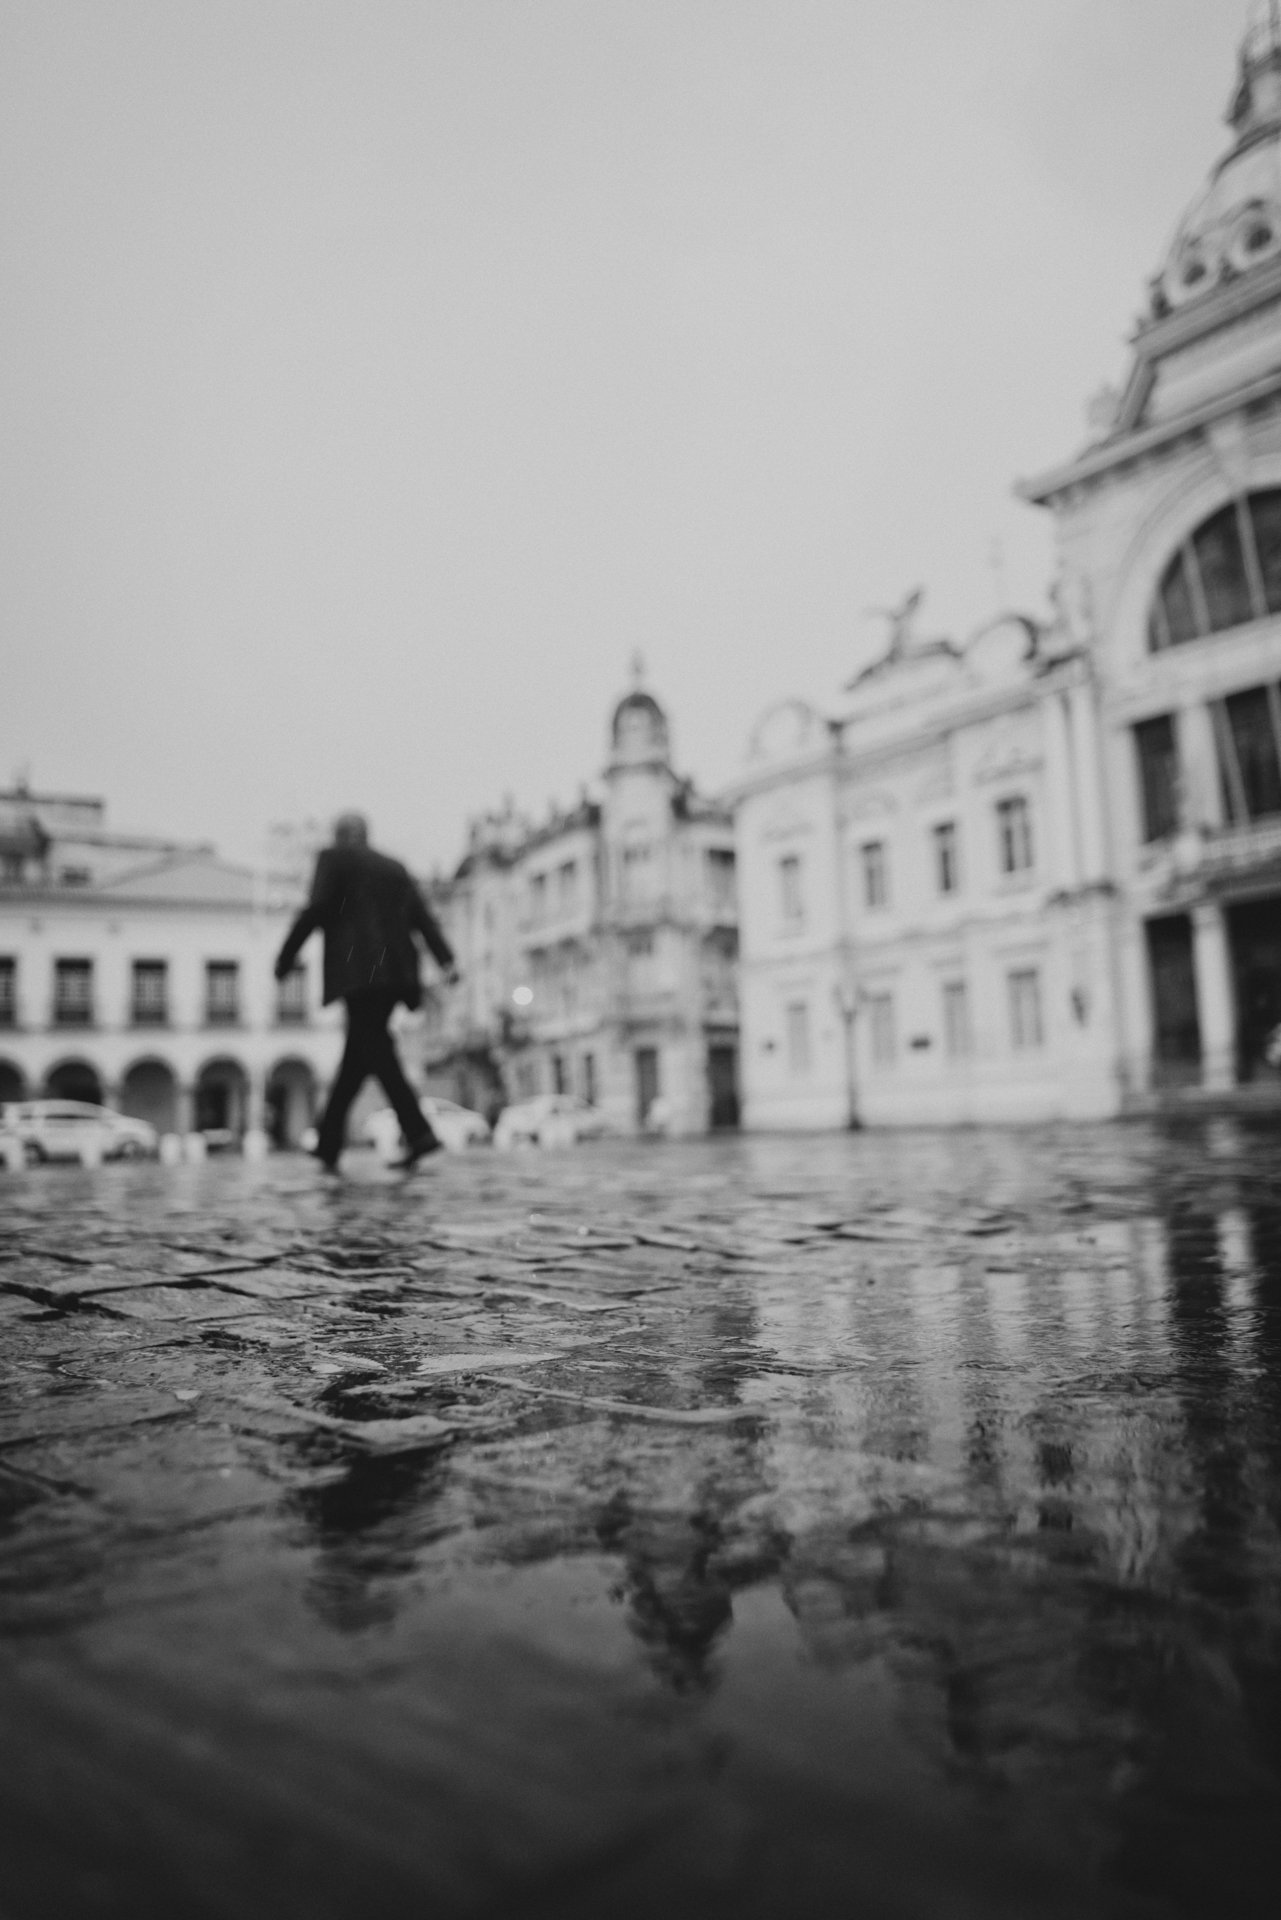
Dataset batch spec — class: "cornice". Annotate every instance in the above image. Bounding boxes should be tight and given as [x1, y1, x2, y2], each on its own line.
[1017, 367, 1281, 507]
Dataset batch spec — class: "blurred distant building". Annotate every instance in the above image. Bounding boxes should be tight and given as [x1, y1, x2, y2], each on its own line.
[733, 8, 1281, 1126]
[0, 782, 341, 1142]
[425, 672, 740, 1134]
[731, 608, 1116, 1127]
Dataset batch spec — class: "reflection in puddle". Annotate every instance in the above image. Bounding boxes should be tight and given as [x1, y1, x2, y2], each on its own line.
[2, 1121, 1281, 1914]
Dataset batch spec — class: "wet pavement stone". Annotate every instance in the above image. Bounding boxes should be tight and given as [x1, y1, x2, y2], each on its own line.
[3, 1121, 1281, 1918]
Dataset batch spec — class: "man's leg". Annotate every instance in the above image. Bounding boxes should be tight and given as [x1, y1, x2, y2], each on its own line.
[313, 997, 376, 1165]
[361, 995, 440, 1152]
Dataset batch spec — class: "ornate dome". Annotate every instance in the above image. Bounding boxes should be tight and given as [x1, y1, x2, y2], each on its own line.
[607, 656, 670, 767]
[1152, 3, 1281, 314]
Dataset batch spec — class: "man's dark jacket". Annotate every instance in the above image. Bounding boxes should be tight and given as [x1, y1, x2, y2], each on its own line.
[275, 843, 453, 1009]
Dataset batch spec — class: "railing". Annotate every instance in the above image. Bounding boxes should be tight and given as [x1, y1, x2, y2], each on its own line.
[1201, 815, 1281, 869]
[52, 1002, 94, 1028]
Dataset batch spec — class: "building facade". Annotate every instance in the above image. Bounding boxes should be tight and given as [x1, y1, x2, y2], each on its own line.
[0, 785, 343, 1145]
[733, 612, 1119, 1128]
[733, 9, 1281, 1128]
[1019, 6, 1281, 1103]
[425, 677, 740, 1135]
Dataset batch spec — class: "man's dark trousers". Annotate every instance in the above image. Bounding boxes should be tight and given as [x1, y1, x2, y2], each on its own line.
[315, 989, 437, 1166]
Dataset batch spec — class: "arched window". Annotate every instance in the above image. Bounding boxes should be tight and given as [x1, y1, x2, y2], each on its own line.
[1148, 489, 1281, 650]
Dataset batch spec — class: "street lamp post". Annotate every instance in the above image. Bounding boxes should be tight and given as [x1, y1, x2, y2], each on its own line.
[832, 978, 860, 1131]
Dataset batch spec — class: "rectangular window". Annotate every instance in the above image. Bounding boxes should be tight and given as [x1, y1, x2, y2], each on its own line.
[867, 992, 896, 1067]
[581, 1052, 597, 1106]
[1133, 714, 1181, 842]
[0, 956, 15, 1027]
[53, 958, 93, 1027]
[205, 961, 240, 1026]
[933, 821, 959, 894]
[779, 853, 804, 928]
[557, 861, 578, 917]
[530, 873, 547, 924]
[552, 1053, 567, 1095]
[131, 960, 168, 1026]
[996, 796, 1034, 874]
[942, 979, 971, 1057]
[706, 847, 736, 914]
[622, 844, 653, 901]
[785, 1001, 811, 1075]
[1008, 969, 1044, 1050]
[1214, 685, 1281, 823]
[276, 965, 307, 1024]
[861, 840, 889, 909]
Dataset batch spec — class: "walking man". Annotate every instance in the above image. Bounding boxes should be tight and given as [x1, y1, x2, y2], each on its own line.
[274, 812, 457, 1173]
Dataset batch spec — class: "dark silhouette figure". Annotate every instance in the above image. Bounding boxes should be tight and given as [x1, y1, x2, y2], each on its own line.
[275, 812, 456, 1172]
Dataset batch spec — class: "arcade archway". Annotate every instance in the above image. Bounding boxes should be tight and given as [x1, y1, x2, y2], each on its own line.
[266, 1057, 317, 1148]
[44, 1059, 104, 1104]
[194, 1057, 248, 1136]
[121, 1057, 179, 1134]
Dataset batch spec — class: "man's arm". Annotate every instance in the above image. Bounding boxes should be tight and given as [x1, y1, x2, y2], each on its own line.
[406, 879, 455, 973]
[274, 851, 336, 980]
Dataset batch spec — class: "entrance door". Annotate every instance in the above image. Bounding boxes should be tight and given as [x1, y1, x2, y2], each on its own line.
[635, 1047, 659, 1127]
[1146, 915, 1201, 1087]
[707, 1044, 740, 1129]
[1227, 896, 1281, 1080]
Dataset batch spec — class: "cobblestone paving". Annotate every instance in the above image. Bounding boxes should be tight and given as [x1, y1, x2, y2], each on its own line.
[3, 1122, 1281, 1919]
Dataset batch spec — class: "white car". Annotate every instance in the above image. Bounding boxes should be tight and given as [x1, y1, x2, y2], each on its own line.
[361, 1096, 491, 1157]
[0, 1100, 159, 1164]
[492, 1094, 612, 1149]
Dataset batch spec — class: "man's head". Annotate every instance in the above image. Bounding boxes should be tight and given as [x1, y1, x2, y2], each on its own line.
[333, 811, 370, 849]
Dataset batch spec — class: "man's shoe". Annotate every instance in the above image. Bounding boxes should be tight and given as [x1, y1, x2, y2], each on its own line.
[390, 1134, 443, 1172]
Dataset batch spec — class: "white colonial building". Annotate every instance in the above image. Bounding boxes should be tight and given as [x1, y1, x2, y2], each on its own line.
[0, 784, 343, 1145]
[426, 673, 740, 1135]
[1019, 3, 1281, 1102]
[733, 5, 1281, 1128]
[733, 609, 1118, 1128]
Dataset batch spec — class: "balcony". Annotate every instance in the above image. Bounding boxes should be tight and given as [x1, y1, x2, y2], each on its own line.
[1201, 815, 1281, 877]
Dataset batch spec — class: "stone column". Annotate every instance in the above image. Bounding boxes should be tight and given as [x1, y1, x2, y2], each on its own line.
[1178, 700, 1225, 832]
[243, 1067, 270, 1160]
[1068, 682, 1108, 882]
[1041, 690, 1080, 889]
[1192, 901, 1236, 1091]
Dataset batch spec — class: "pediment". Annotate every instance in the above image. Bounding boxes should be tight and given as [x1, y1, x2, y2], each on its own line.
[747, 698, 828, 766]
[759, 793, 814, 841]
[973, 718, 1042, 786]
[842, 787, 898, 825]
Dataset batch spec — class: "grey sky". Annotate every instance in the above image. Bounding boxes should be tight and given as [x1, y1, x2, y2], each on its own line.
[0, 0, 1240, 874]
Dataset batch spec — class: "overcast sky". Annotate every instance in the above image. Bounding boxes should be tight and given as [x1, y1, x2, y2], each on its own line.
[0, 0, 1245, 874]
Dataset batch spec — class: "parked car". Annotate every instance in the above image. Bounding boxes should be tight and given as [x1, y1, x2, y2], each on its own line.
[0, 1100, 159, 1164]
[492, 1094, 612, 1149]
[360, 1096, 492, 1157]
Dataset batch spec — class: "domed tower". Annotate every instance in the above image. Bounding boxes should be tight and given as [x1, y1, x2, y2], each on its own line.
[1152, 0, 1281, 314]
[606, 655, 672, 776]
[1020, 3, 1281, 1106]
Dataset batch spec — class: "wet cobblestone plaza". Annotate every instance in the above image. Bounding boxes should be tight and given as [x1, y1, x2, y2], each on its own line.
[3, 1124, 1281, 1919]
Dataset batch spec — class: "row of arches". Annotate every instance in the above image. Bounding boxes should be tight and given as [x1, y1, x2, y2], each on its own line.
[0, 1055, 319, 1147]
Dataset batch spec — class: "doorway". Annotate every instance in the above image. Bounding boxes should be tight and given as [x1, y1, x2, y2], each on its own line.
[707, 1044, 740, 1129]
[1146, 914, 1201, 1087]
[1227, 895, 1281, 1081]
[634, 1047, 659, 1127]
